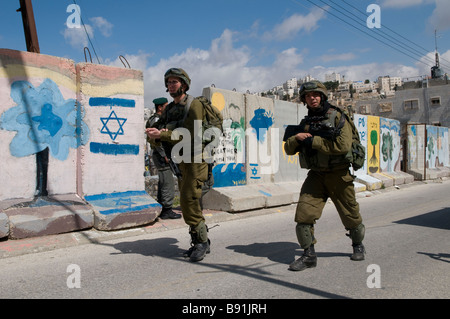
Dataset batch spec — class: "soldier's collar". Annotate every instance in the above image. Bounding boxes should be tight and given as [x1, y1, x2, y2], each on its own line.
[178, 94, 190, 106]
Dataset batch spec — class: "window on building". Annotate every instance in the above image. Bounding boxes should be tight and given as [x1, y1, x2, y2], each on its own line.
[379, 102, 393, 112]
[430, 97, 441, 106]
[404, 99, 419, 110]
[360, 105, 371, 114]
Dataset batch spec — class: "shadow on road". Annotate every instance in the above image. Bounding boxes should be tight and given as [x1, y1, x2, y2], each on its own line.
[109, 238, 350, 299]
[227, 242, 351, 264]
[394, 207, 450, 230]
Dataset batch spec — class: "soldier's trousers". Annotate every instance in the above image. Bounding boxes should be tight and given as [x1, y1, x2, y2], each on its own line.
[179, 162, 209, 227]
[295, 169, 362, 229]
[157, 167, 175, 210]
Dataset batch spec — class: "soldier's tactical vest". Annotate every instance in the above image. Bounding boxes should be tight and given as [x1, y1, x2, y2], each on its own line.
[299, 108, 353, 171]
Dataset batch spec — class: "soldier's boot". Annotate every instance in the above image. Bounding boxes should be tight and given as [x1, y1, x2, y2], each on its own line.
[289, 223, 317, 271]
[351, 243, 366, 261]
[184, 221, 210, 262]
[289, 245, 317, 271]
[347, 223, 366, 261]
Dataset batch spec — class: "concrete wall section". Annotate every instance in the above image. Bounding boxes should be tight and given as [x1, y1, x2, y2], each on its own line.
[274, 99, 308, 183]
[245, 94, 275, 184]
[203, 87, 246, 187]
[0, 49, 159, 237]
[367, 116, 380, 174]
[354, 114, 368, 176]
[0, 49, 79, 200]
[380, 118, 401, 172]
[76, 63, 145, 196]
[426, 125, 449, 168]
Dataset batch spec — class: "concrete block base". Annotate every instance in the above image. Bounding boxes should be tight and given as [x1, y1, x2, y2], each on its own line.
[85, 191, 161, 231]
[2, 195, 94, 240]
[203, 182, 301, 213]
[356, 174, 383, 190]
[0, 213, 9, 239]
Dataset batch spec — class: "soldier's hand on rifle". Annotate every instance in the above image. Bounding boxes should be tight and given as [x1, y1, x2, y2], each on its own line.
[146, 127, 165, 139]
[295, 132, 313, 142]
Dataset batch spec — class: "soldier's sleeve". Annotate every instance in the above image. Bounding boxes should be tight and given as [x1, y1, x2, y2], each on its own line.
[311, 113, 352, 155]
[284, 135, 301, 156]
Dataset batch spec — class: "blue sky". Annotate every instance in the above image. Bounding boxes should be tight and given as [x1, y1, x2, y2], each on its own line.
[1, 0, 449, 107]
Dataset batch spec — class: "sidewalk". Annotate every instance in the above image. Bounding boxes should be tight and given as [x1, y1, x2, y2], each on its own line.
[0, 205, 289, 259]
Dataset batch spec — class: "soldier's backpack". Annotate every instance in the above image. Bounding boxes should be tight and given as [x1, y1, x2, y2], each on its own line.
[185, 95, 224, 192]
[334, 107, 366, 171]
[185, 95, 223, 145]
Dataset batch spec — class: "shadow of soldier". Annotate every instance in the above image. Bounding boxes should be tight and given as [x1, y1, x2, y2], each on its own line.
[109, 237, 187, 258]
[227, 242, 352, 265]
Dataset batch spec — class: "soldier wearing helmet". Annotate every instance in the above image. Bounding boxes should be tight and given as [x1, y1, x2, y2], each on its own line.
[146, 68, 211, 262]
[284, 80, 365, 271]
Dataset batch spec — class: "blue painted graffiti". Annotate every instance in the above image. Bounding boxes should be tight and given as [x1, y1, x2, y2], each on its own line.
[100, 110, 127, 141]
[89, 97, 135, 108]
[249, 108, 274, 143]
[0, 79, 90, 161]
[84, 190, 160, 215]
[212, 163, 246, 187]
[90, 142, 139, 155]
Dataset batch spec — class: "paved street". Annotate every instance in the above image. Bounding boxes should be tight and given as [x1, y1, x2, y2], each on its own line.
[0, 180, 449, 303]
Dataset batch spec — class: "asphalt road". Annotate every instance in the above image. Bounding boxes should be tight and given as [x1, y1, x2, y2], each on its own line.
[0, 180, 449, 302]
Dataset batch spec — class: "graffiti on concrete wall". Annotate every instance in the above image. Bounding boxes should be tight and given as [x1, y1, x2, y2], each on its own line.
[0, 78, 90, 161]
[354, 114, 368, 175]
[210, 91, 247, 187]
[249, 108, 274, 143]
[380, 118, 401, 172]
[426, 126, 449, 168]
[88, 97, 139, 156]
[367, 116, 380, 173]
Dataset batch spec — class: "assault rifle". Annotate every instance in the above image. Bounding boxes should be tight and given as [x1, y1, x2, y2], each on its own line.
[168, 157, 182, 180]
[283, 115, 342, 142]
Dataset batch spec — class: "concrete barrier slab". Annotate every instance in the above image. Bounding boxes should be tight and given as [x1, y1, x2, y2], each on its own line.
[85, 191, 160, 231]
[248, 182, 300, 207]
[354, 181, 367, 193]
[371, 173, 394, 188]
[0, 213, 9, 239]
[203, 186, 266, 212]
[356, 174, 382, 190]
[2, 195, 94, 240]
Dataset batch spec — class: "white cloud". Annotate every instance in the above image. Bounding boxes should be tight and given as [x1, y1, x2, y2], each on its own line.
[90, 17, 113, 37]
[62, 24, 93, 48]
[108, 29, 446, 109]
[416, 49, 450, 75]
[62, 16, 113, 49]
[320, 52, 357, 63]
[428, 0, 450, 31]
[263, 7, 327, 41]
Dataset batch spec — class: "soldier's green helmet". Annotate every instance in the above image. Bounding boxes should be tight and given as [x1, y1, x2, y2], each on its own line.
[164, 68, 191, 91]
[299, 80, 328, 104]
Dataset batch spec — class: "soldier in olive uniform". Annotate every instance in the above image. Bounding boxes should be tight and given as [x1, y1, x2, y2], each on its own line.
[146, 97, 181, 220]
[146, 68, 211, 262]
[284, 81, 365, 272]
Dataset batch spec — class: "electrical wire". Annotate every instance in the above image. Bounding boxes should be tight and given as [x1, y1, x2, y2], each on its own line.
[341, 0, 450, 67]
[333, 0, 450, 70]
[72, 0, 101, 64]
[295, 0, 449, 70]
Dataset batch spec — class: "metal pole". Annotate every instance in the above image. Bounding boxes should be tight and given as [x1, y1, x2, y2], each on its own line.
[17, 0, 40, 53]
[18, 0, 49, 197]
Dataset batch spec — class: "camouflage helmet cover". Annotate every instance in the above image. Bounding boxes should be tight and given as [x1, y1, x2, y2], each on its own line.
[164, 68, 191, 91]
[299, 80, 328, 103]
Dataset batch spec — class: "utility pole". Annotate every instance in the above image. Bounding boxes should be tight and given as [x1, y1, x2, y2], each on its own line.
[17, 0, 40, 53]
[17, 0, 49, 197]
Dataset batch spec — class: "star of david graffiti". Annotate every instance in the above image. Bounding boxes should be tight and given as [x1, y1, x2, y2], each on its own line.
[100, 110, 127, 141]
